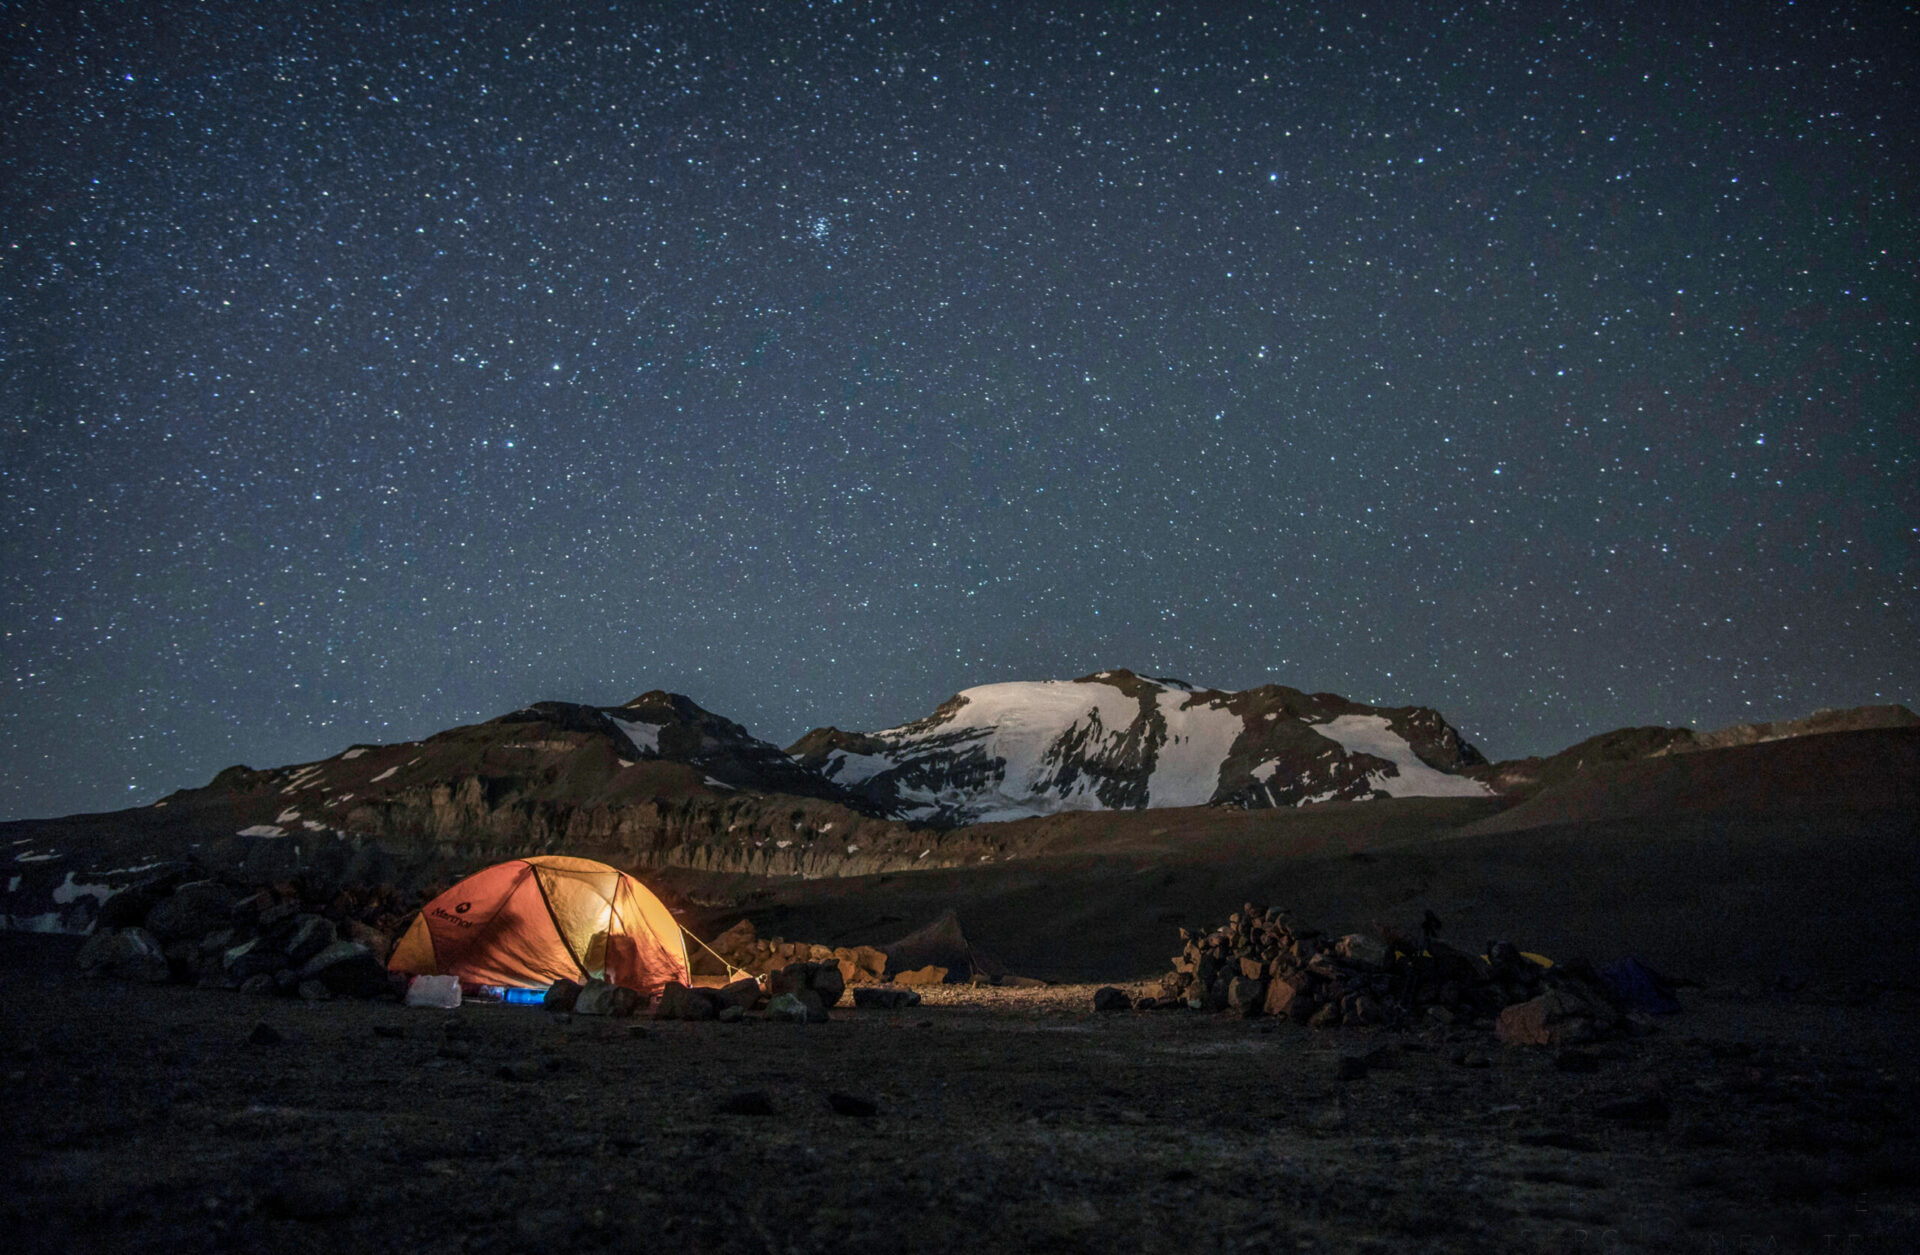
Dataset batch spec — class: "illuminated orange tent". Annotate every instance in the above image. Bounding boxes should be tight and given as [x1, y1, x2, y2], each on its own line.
[388, 856, 689, 994]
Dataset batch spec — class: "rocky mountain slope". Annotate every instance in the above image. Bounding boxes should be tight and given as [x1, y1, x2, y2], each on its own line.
[1471, 703, 1919, 798]
[5, 672, 1913, 939]
[788, 670, 1492, 825]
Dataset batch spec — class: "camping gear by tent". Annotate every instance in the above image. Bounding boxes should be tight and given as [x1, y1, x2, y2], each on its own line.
[1598, 955, 1683, 1014]
[883, 909, 1007, 983]
[389, 856, 688, 994]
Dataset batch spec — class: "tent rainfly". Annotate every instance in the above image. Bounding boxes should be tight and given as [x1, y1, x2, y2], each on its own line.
[388, 855, 689, 994]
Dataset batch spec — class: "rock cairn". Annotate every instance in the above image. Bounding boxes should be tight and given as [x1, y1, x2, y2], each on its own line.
[1152, 903, 1630, 1044]
[75, 874, 418, 1001]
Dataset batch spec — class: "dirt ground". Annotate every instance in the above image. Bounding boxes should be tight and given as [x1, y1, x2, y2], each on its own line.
[3, 935, 1916, 1255]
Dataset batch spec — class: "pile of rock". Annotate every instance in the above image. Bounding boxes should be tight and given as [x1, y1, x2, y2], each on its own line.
[1150, 903, 1627, 1044]
[548, 955, 918, 1025]
[75, 874, 417, 1002]
[700, 919, 891, 987]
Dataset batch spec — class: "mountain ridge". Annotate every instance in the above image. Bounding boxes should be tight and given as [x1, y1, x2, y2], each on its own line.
[3, 672, 1912, 935]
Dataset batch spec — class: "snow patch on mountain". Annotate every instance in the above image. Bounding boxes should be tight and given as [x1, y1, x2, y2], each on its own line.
[610, 717, 662, 757]
[1312, 714, 1494, 799]
[821, 750, 895, 787]
[1148, 689, 1243, 808]
[789, 669, 1494, 825]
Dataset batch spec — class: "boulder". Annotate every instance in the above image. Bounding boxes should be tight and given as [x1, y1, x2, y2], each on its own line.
[768, 991, 828, 1023]
[239, 973, 277, 996]
[714, 977, 764, 1012]
[96, 874, 180, 930]
[574, 979, 643, 1018]
[849, 945, 889, 981]
[892, 965, 948, 987]
[1263, 973, 1311, 1019]
[76, 927, 170, 983]
[1227, 976, 1266, 1016]
[1092, 987, 1132, 1012]
[768, 962, 816, 998]
[282, 915, 338, 966]
[296, 940, 386, 997]
[543, 977, 584, 1013]
[652, 981, 694, 1020]
[711, 918, 756, 956]
[223, 939, 289, 984]
[145, 881, 238, 943]
[297, 979, 333, 1002]
[809, 962, 846, 1008]
[196, 927, 236, 956]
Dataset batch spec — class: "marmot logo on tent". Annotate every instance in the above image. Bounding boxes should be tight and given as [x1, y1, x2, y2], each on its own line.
[430, 904, 476, 928]
[455, 902, 471, 913]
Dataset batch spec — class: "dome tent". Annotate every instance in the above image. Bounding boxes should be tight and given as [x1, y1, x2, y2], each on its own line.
[389, 856, 688, 994]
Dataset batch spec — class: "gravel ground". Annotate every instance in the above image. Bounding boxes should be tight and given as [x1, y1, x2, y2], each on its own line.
[3, 937, 1916, 1254]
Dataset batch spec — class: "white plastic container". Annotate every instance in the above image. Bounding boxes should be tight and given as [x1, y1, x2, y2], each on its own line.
[404, 974, 462, 1009]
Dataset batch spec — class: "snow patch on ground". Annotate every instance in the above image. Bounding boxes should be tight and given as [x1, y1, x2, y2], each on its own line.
[1310, 715, 1491, 798]
[610, 717, 662, 757]
[53, 872, 114, 908]
[7, 913, 72, 933]
[1148, 690, 1244, 808]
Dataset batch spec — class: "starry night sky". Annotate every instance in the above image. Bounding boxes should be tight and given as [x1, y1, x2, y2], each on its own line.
[3, 2, 1914, 822]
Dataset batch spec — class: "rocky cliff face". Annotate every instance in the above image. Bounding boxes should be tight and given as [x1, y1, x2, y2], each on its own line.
[788, 670, 1492, 825]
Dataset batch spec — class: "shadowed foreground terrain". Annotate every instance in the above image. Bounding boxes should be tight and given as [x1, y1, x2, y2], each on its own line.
[4, 934, 1916, 1255]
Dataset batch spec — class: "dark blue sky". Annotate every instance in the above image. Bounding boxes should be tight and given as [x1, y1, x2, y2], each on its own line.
[3, 2, 1914, 821]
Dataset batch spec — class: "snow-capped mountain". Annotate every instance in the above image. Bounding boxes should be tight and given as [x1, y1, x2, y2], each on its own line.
[786, 669, 1492, 825]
